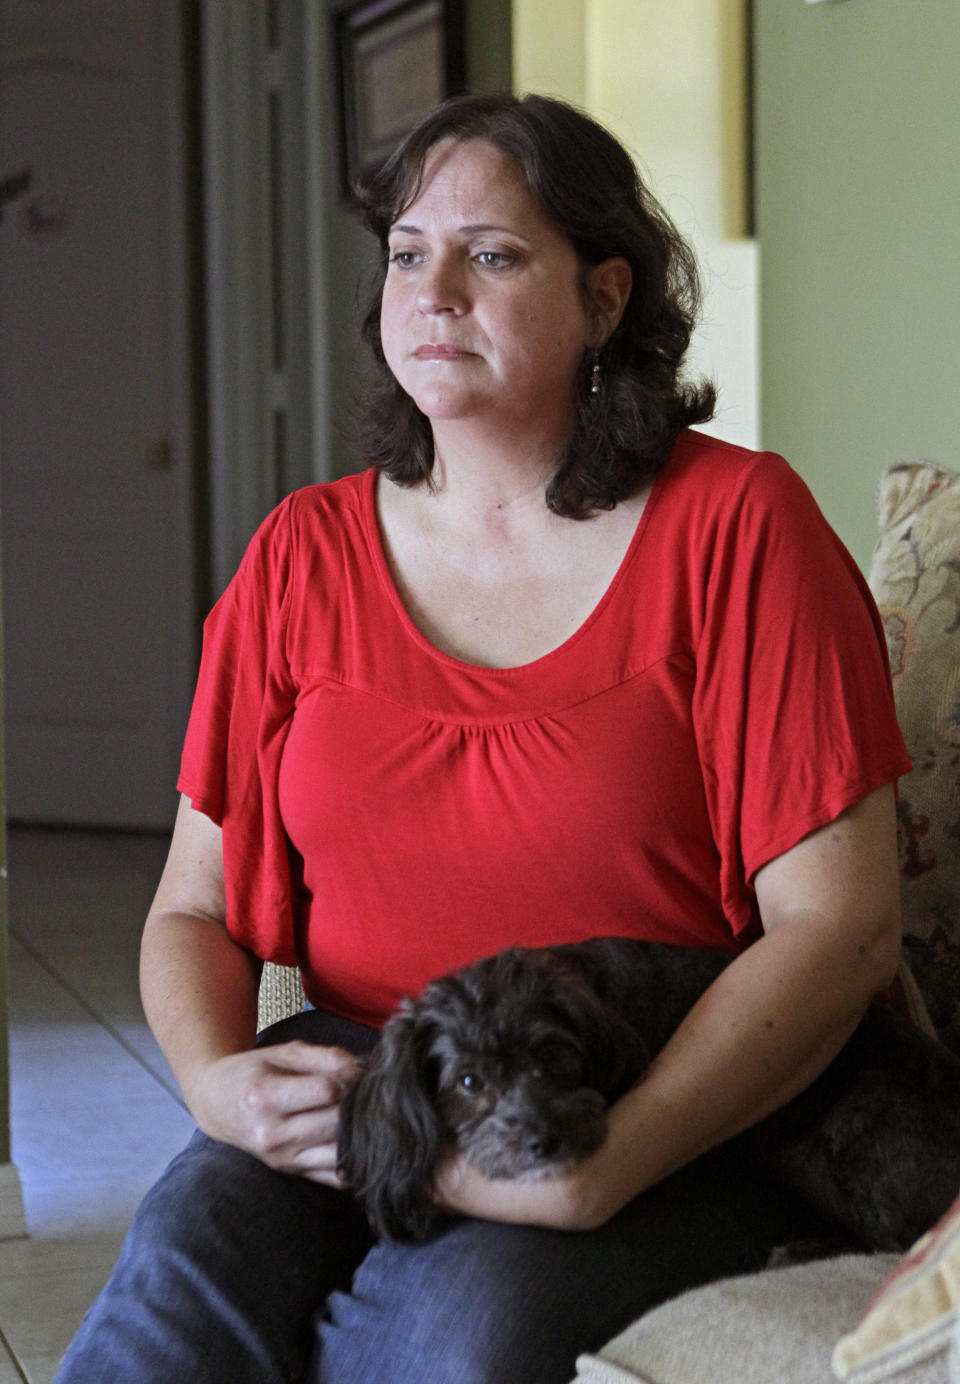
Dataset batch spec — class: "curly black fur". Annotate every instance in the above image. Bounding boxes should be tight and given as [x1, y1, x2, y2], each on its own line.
[337, 939, 960, 1247]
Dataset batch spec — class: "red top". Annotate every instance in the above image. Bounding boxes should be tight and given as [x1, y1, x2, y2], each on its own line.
[179, 431, 911, 1027]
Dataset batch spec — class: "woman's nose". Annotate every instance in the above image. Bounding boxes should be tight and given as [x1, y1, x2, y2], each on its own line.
[416, 253, 468, 314]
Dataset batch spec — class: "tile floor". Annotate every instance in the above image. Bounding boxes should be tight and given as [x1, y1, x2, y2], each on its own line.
[0, 827, 195, 1383]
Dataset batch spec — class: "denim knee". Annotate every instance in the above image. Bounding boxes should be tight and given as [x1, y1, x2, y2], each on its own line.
[55, 1131, 372, 1384]
[315, 1216, 631, 1384]
[313, 1157, 835, 1384]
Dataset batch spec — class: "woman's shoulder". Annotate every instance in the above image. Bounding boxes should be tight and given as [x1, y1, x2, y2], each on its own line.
[240, 468, 375, 564]
[214, 470, 377, 621]
[668, 428, 793, 490]
[643, 431, 850, 586]
[656, 429, 864, 610]
[661, 429, 820, 527]
[283, 467, 374, 528]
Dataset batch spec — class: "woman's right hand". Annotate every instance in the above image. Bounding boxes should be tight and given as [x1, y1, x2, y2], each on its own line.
[186, 1041, 361, 1184]
[142, 797, 360, 1186]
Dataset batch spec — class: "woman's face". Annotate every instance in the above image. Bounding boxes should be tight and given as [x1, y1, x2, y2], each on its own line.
[379, 139, 599, 440]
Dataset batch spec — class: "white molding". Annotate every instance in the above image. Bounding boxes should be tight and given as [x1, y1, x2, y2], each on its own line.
[0, 1161, 27, 1241]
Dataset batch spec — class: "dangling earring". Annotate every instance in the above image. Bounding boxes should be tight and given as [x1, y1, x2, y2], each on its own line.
[589, 350, 601, 397]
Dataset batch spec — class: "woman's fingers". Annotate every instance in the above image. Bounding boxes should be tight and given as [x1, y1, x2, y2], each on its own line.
[241, 1043, 359, 1120]
[190, 1042, 361, 1177]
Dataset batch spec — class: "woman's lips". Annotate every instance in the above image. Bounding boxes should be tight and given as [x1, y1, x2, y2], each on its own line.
[412, 344, 474, 360]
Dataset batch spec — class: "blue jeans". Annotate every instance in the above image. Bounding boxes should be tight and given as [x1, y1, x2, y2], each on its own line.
[54, 1011, 831, 1384]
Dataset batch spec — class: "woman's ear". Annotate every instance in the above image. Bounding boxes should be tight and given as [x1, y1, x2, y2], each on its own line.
[585, 256, 633, 347]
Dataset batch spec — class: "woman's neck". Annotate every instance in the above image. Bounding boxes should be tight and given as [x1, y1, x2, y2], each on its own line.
[426, 416, 568, 518]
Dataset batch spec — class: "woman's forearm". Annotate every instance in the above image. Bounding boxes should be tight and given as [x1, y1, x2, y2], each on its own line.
[437, 907, 894, 1231]
[140, 906, 357, 1181]
[139, 793, 262, 1111]
[573, 908, 895, 1226]
[140, 906, 262, 1108]
[564, 786, 903, 1227]
[141, 795, 357, 1180]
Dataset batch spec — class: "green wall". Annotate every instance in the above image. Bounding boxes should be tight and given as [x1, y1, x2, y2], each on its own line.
[754, 0, 960, 570]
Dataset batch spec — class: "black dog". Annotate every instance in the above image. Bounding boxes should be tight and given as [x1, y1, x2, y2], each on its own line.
[336, 938, 960, 1246]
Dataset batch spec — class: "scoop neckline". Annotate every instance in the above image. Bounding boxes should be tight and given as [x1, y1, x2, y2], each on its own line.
[360, 462, 668, 676]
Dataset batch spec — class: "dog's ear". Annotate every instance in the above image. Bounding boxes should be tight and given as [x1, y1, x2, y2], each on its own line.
[337, 1002, 444, 1241]
[573, 988, 652, 1102]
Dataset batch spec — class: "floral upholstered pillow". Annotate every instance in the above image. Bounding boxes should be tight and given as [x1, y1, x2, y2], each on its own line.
[868, 460, 960, 1050]
[831, 1188, 960, 1382]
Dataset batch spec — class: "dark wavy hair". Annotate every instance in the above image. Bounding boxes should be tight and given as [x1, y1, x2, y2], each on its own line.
[353, 91, 716, 519]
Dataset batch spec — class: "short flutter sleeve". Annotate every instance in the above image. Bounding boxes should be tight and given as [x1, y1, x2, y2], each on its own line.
[177, 496, 299, 965]
[689, 452, 911, 933]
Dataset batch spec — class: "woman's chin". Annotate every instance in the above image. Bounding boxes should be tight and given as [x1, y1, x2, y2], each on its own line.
[409, 390, 490, 424]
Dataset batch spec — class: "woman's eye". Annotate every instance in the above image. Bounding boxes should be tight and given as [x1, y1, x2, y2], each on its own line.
[388, 249, 421, 268]
[474, 250, 514, 269]
[458, 1071, 484, 1094]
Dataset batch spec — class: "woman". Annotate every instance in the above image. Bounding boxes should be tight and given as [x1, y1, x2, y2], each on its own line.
[55, 92, 909, 1383]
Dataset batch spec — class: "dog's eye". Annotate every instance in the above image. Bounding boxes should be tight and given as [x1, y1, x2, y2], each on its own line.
[457, 1071, 484, 1094]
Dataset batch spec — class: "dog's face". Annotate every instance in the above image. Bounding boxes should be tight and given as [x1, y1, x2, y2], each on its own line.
[337, 944, 653, 1239]
[428, 1002, 612, 1178]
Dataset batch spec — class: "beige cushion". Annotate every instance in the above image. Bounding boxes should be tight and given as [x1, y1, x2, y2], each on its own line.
[868, 460, 960, 1047]
[571, 1256, 902, 1384]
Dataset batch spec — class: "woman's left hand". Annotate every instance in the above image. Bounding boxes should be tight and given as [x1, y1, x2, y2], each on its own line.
[432, 1121, 628, 1232]
[433, 1152, 591, 1230]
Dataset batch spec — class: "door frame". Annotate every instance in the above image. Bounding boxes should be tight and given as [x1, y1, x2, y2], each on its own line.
[201, 0, 332, 596]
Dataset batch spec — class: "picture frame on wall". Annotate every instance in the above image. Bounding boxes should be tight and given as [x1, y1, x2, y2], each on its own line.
[334, 0, 466, 197]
